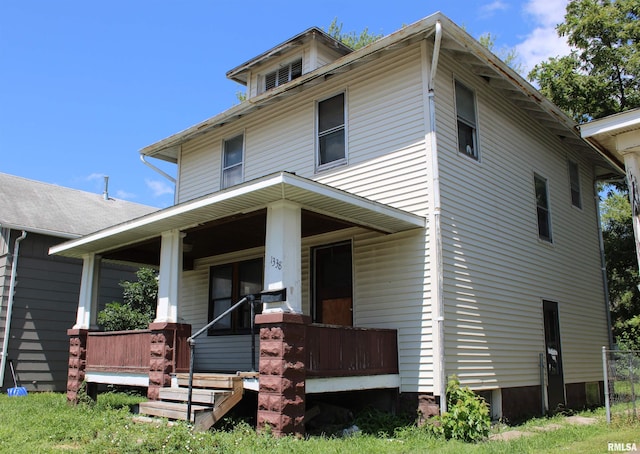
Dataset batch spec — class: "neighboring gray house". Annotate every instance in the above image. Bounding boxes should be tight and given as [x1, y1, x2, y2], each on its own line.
[0, 173, 157, 392]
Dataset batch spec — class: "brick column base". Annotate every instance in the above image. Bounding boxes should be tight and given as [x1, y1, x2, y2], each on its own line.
[148, 322, 191, 400]
[66, 328, 89, 404]
[255, 313, 310, 438]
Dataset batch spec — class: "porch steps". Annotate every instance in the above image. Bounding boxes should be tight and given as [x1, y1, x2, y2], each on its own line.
[138, 373, 245, 431]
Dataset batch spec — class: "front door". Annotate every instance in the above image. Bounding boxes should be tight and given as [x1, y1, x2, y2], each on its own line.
[312, 242, 353, 326]
[543, 300, 565, 411]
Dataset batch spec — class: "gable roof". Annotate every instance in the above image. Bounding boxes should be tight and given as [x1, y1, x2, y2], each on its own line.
[140, 12, 623, 179]
[0, 173, 158, 239]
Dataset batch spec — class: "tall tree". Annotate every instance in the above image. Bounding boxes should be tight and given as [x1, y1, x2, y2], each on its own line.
[529, 0, 640, 123]
[478, 32, 524, 74]
[600, 186, 640, 350]
[326, 18, 383, 50]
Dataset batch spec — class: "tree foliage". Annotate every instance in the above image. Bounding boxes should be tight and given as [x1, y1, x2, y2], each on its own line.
[478, 33, 524, 74]
[97, 267, 158, 331]
[600, 184, 640, 350]
[528, 0, 640, 123]
[326, 18, 383, 50]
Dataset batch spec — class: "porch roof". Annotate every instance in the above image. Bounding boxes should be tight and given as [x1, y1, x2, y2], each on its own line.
[50, 172, 425, 259]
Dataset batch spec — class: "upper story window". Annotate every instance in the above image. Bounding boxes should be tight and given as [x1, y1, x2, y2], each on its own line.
[534, 173, 553, 242]
[455, 80, 479, 160]
[317, 93, 346, 170]
[568, 160, 582, 208]
[221, 134, 244, 189]
[264, 58, 302, 91]
[208, 258, 263, 335]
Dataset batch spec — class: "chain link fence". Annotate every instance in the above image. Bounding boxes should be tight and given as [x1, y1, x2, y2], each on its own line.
[602, 347, 640, 423]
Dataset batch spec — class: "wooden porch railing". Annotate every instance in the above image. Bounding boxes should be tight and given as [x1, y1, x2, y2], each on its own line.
[305, 324, 398, 377]
[86, 330, 151, 373]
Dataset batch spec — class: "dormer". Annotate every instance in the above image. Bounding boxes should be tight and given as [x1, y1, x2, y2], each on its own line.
[226, 27, 353, 100]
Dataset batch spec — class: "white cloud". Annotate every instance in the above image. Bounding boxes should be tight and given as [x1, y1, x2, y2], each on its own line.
[480, 1, 509, 18]
[146, 178, 174, 197]
[86, 172, 106, 181]
[114, 189, 137, 200]
[516, 0, 572, 73]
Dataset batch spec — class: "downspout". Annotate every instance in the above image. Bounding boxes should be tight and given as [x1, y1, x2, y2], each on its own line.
[140, 153, 177, 184]
[594, 182, 614, 349]
[0, 230, 27, 388]
[425, 21, 446, 414]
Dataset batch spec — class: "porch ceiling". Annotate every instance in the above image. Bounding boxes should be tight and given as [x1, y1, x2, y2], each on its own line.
[49, 172, 425, 260]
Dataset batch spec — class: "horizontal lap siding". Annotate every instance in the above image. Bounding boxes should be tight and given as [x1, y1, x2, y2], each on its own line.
[436, 54, 608, 390]
[2, 233, 138, 392]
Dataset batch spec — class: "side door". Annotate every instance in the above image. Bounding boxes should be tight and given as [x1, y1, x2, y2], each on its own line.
[543, 300, 566, 411]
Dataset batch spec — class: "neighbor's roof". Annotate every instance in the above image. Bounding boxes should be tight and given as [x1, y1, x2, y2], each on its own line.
[0, 173, 158, 238]
[139, 12, 624, 178]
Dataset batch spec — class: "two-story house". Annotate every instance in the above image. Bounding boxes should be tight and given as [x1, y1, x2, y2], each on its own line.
[51, 12, 624, 436]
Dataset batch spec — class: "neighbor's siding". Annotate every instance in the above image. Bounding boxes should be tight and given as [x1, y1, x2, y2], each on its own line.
[0, 232, 140, 392]
[175, 42, 434, 392]
[434, 52, 608, 390]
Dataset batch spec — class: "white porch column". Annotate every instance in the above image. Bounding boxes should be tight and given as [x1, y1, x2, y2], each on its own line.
[154, 229, 183, 323]
[73, 253, 101, 330]
[263, 200, 302, 313]
[622, 150, 640, 272]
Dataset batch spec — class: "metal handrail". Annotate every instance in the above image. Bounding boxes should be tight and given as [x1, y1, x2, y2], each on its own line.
[186, 294, 260, 422]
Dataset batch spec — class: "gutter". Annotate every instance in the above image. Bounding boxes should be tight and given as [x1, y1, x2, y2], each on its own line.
[0, 230, 27, 388]
[423, 20, 446, 413]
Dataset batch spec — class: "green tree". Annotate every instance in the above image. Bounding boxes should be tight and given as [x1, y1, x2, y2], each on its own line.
[529, 0, 640, 123]
[97, 267, 158, 331]
[326, 18, 383, 50]
[478, 32, 524, 74]
[600, 184, 640, 350]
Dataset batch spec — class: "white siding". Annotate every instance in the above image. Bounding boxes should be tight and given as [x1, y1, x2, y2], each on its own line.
[435, 53, 608, 390]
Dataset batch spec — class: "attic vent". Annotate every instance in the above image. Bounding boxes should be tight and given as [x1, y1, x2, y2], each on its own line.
[264, 58, 303, 91]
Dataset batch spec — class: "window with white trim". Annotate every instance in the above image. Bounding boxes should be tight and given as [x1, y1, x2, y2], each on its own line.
[221, 134, 244, 189]
[317, 93, 346, 169]
[568, 160, 582, 208]
[455, 80, 478, 160]
[535, 173, 553, 242]
[264, 59, 302, 91]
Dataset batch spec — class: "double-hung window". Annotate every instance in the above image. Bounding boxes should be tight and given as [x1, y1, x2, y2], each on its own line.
[317, 93, 346, 169]
[221, 134, 244, 189]
[264, 59, 302, 91]
[568, 160, 582, 208]
[455, 80, 478, 160]
[208, 258, 263, 335]
[534, 173, 553, 242]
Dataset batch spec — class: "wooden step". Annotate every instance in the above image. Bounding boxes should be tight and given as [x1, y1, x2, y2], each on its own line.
[175, 373, 241, 389]
[138, 400, 211, 422]
[158, 387, 230, 405]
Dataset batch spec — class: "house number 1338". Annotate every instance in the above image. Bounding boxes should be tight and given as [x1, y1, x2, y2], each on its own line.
[270, 256, 282, 270]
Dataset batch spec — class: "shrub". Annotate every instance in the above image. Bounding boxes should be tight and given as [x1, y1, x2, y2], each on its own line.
[97, 267, 157, 331]
[427, 376, 490, 442]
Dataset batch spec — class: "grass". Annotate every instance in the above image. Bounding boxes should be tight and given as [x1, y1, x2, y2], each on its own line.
[0, 392, 638, 453]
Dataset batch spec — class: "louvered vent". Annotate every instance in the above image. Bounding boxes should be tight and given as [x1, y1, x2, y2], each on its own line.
[263, 58, 303, 92]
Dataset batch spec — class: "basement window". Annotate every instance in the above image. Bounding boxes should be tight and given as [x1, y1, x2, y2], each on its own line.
[264, 59, 303, 91]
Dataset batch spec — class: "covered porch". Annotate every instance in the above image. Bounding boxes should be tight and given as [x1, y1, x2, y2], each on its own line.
[51, 172, 425, 436]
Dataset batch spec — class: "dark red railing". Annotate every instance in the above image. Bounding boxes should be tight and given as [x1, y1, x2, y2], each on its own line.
[86, 330, 151, 373]
[305, 324, 398, 377]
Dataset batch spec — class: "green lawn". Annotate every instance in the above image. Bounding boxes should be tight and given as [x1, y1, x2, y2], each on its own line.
[0, 392, 637, 453]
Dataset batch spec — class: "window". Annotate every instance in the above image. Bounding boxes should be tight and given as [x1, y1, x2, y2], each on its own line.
[568, 160, 582, 208]
[317, 93, 346, 169]
[264, 59, 302, 91]
[208, 258, 263, 335]
[455, 80, 478, 160]
[222, 134, 244, 189]
[534, 173, 553, 242]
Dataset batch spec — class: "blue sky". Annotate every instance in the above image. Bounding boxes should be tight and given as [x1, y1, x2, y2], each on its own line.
[1, 0, 570, 208]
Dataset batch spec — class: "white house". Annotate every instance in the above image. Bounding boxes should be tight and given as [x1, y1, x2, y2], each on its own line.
[51, 12, 624, 435]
